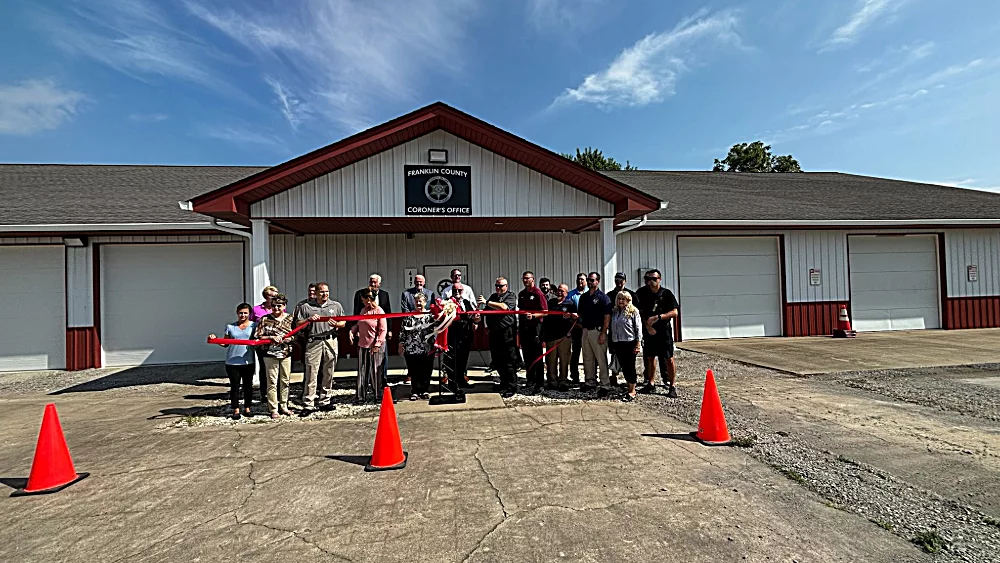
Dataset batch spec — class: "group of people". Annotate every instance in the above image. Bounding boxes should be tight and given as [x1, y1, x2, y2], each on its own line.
[209, 267, 680, 419]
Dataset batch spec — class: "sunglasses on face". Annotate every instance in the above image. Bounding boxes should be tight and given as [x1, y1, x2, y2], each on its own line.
[495, 284, 506, 288]
[645, 276, 660, 282]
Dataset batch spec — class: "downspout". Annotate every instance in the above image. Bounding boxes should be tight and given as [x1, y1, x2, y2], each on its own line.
[614, 201, 667, 235]
[177, 201, 251, 239]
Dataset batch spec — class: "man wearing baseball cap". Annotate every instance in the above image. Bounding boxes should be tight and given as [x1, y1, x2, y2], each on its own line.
[607, 272, 637, 388]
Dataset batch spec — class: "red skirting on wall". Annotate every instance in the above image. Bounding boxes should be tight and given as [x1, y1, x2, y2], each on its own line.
[66, 326, 101, 371]
[944, 296, 1000, 329]
[784, 301, 848, 337]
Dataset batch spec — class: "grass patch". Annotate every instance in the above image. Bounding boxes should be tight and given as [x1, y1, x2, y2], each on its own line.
[731, 435, 756, 448]
[872, 519, 893, 531]
[183, 415, 205, 427]
[824, 500, 847, 511]
[779, 467, 806, 484]
[912, 529, 948, 554]
[983, 516, 1000, 529]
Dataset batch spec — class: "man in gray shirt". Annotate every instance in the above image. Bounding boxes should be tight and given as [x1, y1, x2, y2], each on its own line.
[295, 282, 346, 413]
[401, 274, 434, 313]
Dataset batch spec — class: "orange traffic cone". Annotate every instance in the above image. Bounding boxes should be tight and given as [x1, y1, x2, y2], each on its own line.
[832, 305, 857, 338]
[365, 387, 407, 472]
[691, 370, 732, 446]
[12, 404, 89, 497]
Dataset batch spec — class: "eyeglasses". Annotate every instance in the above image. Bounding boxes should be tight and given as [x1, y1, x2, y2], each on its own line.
[587, 278, 598, 283]
[644, 276, 660, 281]
[495, 283, 506, 287]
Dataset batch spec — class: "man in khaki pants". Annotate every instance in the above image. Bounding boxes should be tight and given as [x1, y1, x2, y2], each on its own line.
[577, 272, 613, 398]
[295, 282, 346, 414]
[543, 284, 577, 391]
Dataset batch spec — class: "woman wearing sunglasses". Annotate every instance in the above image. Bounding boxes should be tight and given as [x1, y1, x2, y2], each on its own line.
[253, 294, 295, 419]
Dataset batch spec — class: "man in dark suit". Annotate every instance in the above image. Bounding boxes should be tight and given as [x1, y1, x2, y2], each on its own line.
[444, 283, 480, 399]
[354, 273, 392, 385]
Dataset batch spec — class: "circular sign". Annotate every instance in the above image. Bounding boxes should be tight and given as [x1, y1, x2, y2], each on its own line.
[424, 176, 453, 204]
[437, 279, 450, 295]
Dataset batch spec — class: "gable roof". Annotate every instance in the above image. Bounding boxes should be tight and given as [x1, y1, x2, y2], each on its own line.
[189, 102, 662, 223]
[0, 164, 264, 229]
[604, 171, 1000, 225]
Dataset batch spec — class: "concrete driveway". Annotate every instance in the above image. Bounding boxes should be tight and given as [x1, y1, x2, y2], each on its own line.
[677, 328, 1000, 375]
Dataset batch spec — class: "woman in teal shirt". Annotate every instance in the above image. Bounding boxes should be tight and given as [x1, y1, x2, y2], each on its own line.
[209, 303, 256, 419]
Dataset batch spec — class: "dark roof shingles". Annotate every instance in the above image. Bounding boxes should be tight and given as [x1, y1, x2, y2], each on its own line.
[0, 164, 266, 226]
[603, 171, 1000, 221]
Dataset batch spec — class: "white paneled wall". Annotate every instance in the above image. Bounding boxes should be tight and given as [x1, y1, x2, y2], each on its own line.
[268, 233, 602, 307]
[945, 229, 1000, 297]
[785, 230, 849, 302]
[252, 130, 613, 219]
[66, 245, 93, 327]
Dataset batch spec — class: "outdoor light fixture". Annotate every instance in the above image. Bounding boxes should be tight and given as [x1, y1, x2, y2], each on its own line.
[428, 149, 448, 164]
[63, 237, 86, 247]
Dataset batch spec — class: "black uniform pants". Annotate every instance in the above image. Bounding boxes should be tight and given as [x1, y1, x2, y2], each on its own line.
[445, 343, 471, 393]
[569, 325, 583, 380]
[226, 364, 255, 409]
[490, 326, 519, 392]
[519, 324, 544, 387]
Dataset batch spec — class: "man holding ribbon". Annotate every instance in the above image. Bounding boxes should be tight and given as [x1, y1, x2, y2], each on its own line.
[517, 270, 548, 395]
[480, 277, 519, 398]
[295, 282, 346, 414]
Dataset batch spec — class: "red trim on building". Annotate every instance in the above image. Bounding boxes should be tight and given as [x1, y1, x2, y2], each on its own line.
[944, 296, 1000, 329]
[190, 102, 660, 224]
[784, 301, 848, 336]
[66, 326, 100, 370]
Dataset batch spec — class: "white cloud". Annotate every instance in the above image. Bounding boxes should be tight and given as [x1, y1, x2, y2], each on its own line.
[527, 0, 609, 32]
[933, 178, 1000, 194]
[0, 80, 86, 135]
[129, 113, 169, 122]
[39, 0, 236, 95]
[199, 125, 283, 147]
[184, 0, 481, 131]
[823, 0, 909, 50]
[265, 77, 309, 131]
[554, 9, 743, 109]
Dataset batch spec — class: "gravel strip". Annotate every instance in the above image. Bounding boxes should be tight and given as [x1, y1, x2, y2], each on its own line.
[637, 352, 1000, 563]
[158, 387, 379, 428]
[819, 364, 1000, 422]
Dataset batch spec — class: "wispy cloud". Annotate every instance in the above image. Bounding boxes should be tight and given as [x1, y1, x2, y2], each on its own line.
[265, 77, 309, 131]
[766, 57, 995, 144]
[199, 125, 284, 148]
[930, 178, 1000, 194]
[129, 113, 169, 122]
[0, 80, 86, 135]
[184, 0, 481, 131]
[527, 0, 610, 32]
[823, 0, 910, 51]
[553, 9, 743, 109]
[38, 0, 236, 95]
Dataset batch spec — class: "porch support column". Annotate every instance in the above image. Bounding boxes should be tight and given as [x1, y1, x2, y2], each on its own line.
[599, 218, 616, 288]
[251, 219, 271, 301]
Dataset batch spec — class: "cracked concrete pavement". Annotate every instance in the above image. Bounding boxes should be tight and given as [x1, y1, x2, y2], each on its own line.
[0, 384, 933, 563]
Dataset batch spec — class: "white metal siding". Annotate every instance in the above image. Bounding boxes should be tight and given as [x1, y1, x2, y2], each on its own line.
[268, 233, 602, 308]
[251, 130, 614, 218]
[848, 235, 940, 331]
[0, 246, 66, 371]
[784, 230, 849, 302]
[944, 229, 1000, 297]
[677, 237, 782, 339]
[101, 243, 245, 366]
[66, 245, 93, 327]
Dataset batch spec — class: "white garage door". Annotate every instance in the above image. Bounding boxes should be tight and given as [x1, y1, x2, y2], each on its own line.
[0, 246, 66, 371]
[102, 243, 244, 366]
[849, 235, 939, 331]
[678, 237, 783, 340]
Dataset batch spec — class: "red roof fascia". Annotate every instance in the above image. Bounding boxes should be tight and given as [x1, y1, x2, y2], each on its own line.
[190, 102, 661, 217]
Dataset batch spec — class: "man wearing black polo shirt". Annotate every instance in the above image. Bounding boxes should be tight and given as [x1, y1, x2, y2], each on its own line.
[635, 268, 680, 397]
[577, 272, 612, 397]
[607, 272, 637, 387]
[543, 284, 577, 391]
[480, 277, 519, 397]
[517, 271, 548, 394]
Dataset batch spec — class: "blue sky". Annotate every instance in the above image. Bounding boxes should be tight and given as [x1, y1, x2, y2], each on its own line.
[2, 0, 999, 192]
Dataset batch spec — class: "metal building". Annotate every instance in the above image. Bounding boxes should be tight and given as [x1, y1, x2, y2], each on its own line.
[3, 102, 1000, 372]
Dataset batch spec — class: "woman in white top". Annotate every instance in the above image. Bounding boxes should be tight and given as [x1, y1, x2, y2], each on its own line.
[609, 291, 643, 402]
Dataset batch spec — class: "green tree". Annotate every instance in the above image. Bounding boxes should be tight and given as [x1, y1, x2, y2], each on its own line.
[712, 141, 802, 172]
[562, 147, 637, 171]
